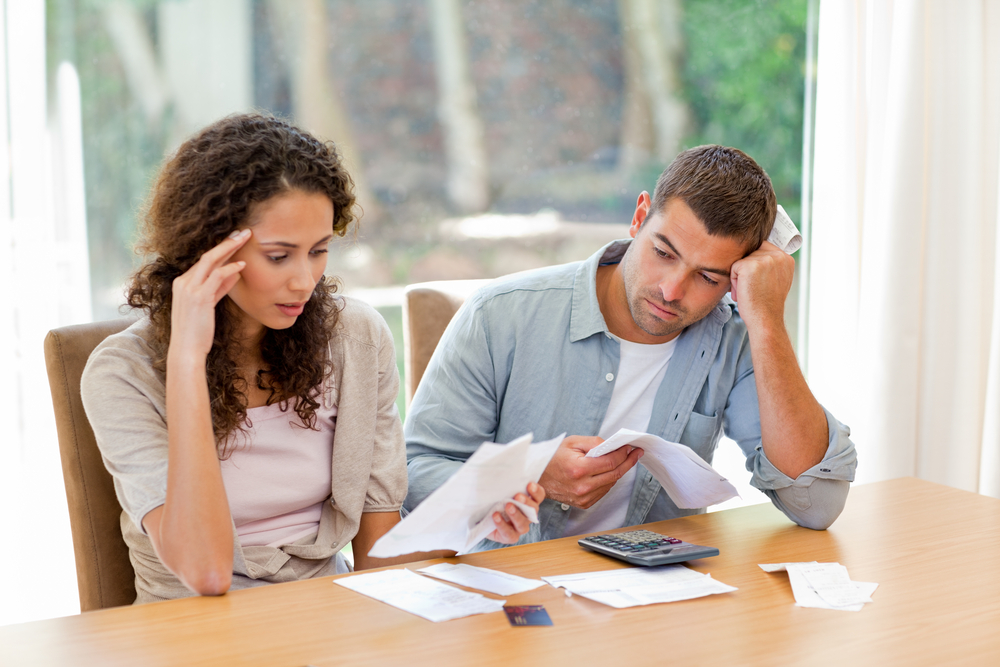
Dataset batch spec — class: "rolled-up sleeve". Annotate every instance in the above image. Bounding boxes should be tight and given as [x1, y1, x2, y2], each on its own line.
[724, 343, 858, 530]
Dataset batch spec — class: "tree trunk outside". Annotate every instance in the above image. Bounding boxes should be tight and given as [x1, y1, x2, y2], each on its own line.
[618, 0, 687, 172]
[428, 0, 490, 214]
[267, 0, 381, 223]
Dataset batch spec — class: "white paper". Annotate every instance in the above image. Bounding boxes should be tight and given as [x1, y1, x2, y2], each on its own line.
[417, 563, 546, 596]
[542, 565, 736, 608]
[334, 569, 506, 622]
[788, 562, 873, 608]
[586, 428, 738, 508]
[369, 432, 563, 558]
[768, 204, 802, 254]
[758, 562, 818, 573]
[761, 562, 877, 611]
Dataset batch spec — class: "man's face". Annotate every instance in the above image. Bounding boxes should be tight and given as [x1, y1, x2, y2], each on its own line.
[619, 196, 746, 343]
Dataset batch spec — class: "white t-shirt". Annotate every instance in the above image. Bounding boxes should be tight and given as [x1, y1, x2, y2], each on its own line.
[562, 335, 677, 536]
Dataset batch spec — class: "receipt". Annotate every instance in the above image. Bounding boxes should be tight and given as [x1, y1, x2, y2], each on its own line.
[368, 432, 563, 557]
[417, 563, 545, 596]
[542, 565, 737, 608]
[768, 204, 802, 254]
[335, 569, 506, 622]
[760, 562, 877, 611]
[587, 428, 738, 508]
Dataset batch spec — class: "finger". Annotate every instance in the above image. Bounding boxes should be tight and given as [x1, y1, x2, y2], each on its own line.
[588, 443, 634, 473]
[188, 229, 252, 281]
[562, 435, 604, 454]
[527, 481, 546, 503]
[214, 263, 246, 301]
[587, 446, 643, 490]
[204, 261, 246, 302]
[504, 502, 530, 534]
[489, 512, 518, 543]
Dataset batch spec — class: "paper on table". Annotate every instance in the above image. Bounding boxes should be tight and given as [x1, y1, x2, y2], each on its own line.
[417, 563, 546, 596]
[769, 204, 802, 254]
[586, 428, 738, 508]
[788, 562, 873, 608]
[334, 569, 506, 622]
[758, 562, 816, 573]
[760, 562, 877, 611]
[542, 565, 736, 609]
[368, 432, 564, 558]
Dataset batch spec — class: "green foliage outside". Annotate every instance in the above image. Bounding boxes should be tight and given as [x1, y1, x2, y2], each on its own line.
[681, 0, 808, 225]
[376, 306, 408, 421]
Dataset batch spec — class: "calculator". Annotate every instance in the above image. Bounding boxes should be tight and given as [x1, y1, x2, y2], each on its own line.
[578, 529, 720, 566]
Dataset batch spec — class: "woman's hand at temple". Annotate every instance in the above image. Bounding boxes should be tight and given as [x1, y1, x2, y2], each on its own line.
[168, 229, 251, 359]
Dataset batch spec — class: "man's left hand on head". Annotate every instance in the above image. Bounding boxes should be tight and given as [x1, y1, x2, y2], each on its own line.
[728, 240, 795, 330]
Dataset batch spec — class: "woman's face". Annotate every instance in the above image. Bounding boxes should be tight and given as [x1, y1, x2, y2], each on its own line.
[226, 189, 334, 340]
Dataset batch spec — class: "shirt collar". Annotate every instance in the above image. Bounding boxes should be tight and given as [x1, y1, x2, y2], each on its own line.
[569, 239, 734, 343]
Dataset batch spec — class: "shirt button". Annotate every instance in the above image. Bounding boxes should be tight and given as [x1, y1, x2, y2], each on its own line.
[605, 373, 614, 382]
[560, 503, 570, 511]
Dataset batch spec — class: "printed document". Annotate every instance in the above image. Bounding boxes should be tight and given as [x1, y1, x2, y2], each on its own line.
[368, 433, 563, 557]
[334, 569, 506, 622]
[760, 562, 878, 611]
[417, 563, 545, 596]
[769, 204, 803, 254]
[586, 428, 738, 508]
[542, 565, 736, 608]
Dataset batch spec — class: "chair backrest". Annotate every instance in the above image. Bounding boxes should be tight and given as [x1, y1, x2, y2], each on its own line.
[402, 279, 491, 406]
[44, 318, 137, 611]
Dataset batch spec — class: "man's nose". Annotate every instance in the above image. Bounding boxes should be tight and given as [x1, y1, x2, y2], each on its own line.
[658, 267, 687, 303]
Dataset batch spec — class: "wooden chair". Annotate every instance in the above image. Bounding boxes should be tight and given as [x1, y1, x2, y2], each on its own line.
[401, 279, 490, 406]
[44, 318, 137, 610]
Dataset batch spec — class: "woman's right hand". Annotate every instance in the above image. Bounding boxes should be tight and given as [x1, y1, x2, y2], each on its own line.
[169, 229, 251, 359]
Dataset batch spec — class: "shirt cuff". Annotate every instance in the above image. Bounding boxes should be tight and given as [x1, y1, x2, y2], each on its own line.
[749, 406, 858, 492]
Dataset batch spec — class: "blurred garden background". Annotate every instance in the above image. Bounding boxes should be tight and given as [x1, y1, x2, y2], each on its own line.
[47, 0, 812, 417]
[1, 0, 814, 623]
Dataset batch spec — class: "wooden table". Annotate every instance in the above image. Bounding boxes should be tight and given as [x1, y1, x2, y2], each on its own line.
[3, 478, 999, 666]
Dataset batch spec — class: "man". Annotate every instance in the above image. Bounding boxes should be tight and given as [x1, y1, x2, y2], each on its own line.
[404, 145, 857, 548]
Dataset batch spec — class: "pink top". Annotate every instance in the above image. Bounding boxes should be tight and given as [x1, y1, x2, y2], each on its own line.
[220, 401, 336, 547]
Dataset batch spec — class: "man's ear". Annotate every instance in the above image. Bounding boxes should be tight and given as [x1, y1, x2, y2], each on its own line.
[629, 192, 652, 238]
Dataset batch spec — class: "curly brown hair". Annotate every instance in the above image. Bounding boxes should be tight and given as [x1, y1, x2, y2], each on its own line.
[127, 113, 357, 455]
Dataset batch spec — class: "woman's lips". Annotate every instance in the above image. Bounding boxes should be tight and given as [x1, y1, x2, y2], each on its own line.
[277, 303, 305, 317]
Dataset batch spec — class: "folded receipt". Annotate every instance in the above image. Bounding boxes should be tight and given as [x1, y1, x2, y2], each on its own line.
[587, 428, 738, 508]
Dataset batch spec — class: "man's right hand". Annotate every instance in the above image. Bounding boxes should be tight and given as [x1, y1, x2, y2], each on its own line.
[538, 435, 643, 509]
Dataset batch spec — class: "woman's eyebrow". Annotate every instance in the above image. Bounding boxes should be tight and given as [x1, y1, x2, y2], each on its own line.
[258, 235, 334, 249]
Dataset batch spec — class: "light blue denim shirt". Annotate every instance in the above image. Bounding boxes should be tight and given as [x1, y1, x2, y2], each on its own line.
[405, 240, 857, 548]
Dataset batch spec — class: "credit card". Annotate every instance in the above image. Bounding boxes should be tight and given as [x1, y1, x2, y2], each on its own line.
[503, 605, 553, 626]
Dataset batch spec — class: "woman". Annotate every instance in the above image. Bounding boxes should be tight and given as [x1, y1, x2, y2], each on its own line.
[81, 113, 544, 603]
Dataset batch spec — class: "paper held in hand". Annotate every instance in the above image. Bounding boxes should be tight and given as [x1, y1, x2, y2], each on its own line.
[368, 432, 564, 558]
[768, 204, 802, 254]
[586, 428, 738, 508]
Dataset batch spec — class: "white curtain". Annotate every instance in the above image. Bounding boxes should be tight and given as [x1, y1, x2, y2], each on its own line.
[807, 0, 1000, 497]
[0, 0, 91, 624]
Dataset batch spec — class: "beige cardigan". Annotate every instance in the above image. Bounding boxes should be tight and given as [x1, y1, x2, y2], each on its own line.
[81, 297, 407, 603]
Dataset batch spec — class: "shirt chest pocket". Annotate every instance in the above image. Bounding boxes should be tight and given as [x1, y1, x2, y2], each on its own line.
[678, 410, 722, 461]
